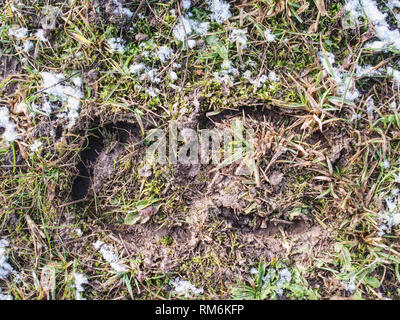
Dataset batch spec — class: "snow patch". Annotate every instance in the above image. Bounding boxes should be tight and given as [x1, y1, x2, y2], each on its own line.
[8, 26, 28, 39]
[93, 240, 128, 273]
[170, 278, 203, 298]
[344, 0, 400, 51]
[30, 140, 42, 152]
[182, 0, 191, 10]
[378, 189, 400, 236]
[40, 72, 83, 128]
[0, 107, 19, 143]
[207, 0, 232, 24]
[112, 0, 133, 18]
[35, 29, 48, 42]
[264, 29, 276, 42]
[173, 16, 210, 42]
[106, 37, 126, 54]
[229, 29, 248, 49]
[157, 46, 174, 64]
[275, 268, 292, 296]
[0, 288, 13, 301]
[318, 51, 360, 102]
[74, 273, 88, 300]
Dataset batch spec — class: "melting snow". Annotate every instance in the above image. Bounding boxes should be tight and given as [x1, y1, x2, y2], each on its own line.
[75, 228, 83, 237]
[182, 0, 191, 10]
[0, 288, 13, 300]
[229, 29, 248, 49]
[387, 67, 400, 88]
[318, 51, 360, 102]
[275, 268, 292, 296]
[157, 46, 174, 64]
[378, 189, 400, 236]
[106, 37, 126, 54]
[30, 140, 42, 152]
[344, 0, 400, 51]
[74, 272, 88, 300]
[268, 71, 280, 82]
[169, 70, 178, 81]
[173, 16, 210, 42]
[112, 0, 133, 18]
[8, 26, 28, 39]
[0, 239, 14, 280]
[35, 29, 48, 42]
[129, 63, 146, 75]
[40, 72, 83, 128]
[93, 240, 128, 273]
[0, 107, 19, 143]
[207, 0, 232, 24]
[264, 29, 276, 42]
[170, 278, 203, 297]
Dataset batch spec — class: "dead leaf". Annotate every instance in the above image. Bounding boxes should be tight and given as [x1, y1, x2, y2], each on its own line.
[269, 171, 284, 186]
[316, 0, 327, 16]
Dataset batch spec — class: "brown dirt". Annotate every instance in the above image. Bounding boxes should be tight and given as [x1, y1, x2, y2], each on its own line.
[72, 121, 139, 200]
[68, 106, 339, 293]
[88, 0, 135, 27]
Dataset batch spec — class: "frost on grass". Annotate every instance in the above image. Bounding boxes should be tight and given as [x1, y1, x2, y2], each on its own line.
[74, 272, 88, 300]
[170, 278, 203, 298]
[40, 72, 83, 128]
[0, 107, 19, 143]
[93, 240, 128, 273]
[378, 189, 400, 236]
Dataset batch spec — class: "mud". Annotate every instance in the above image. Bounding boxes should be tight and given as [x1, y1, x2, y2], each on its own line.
[89, 0, 136, 28]
[72, 121, 138, 200]
[69, 107, 337, 288]
[0, 55, 21, 96]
